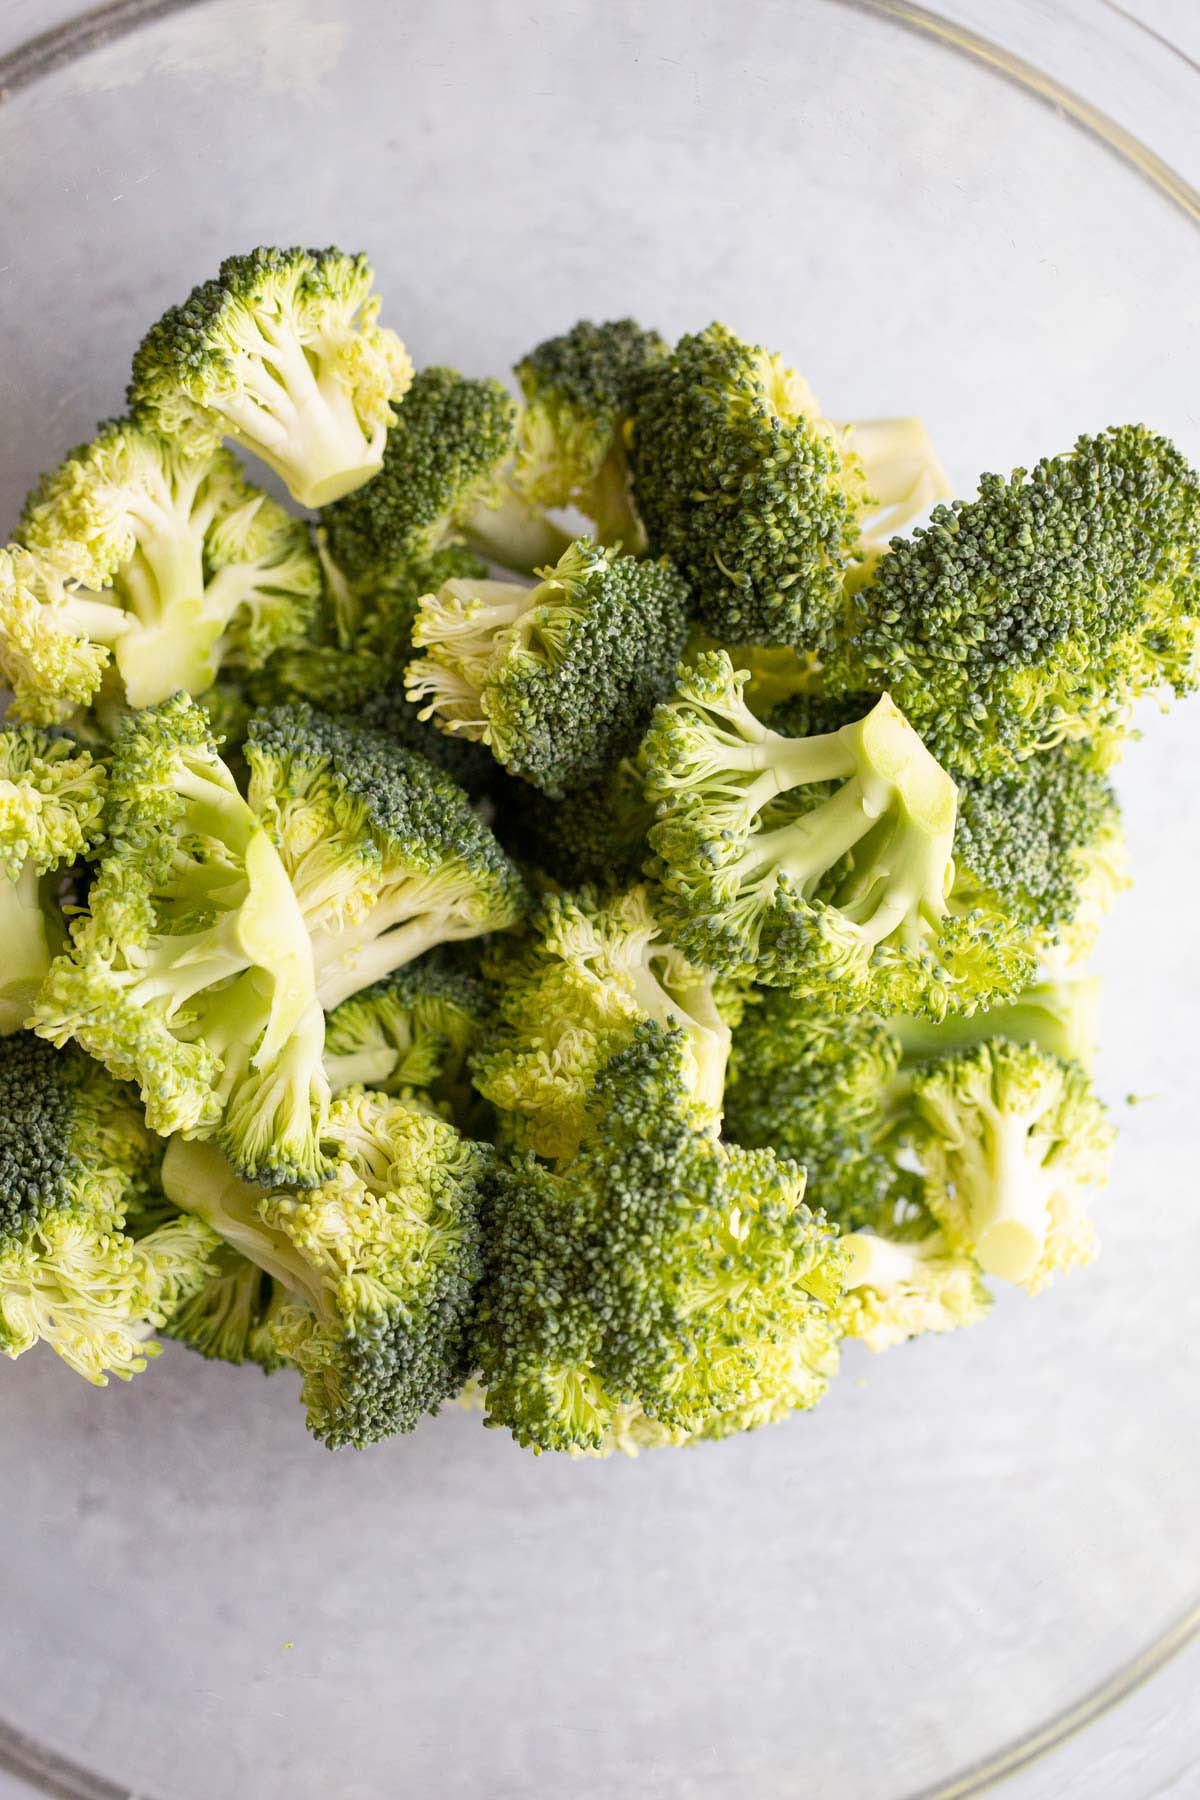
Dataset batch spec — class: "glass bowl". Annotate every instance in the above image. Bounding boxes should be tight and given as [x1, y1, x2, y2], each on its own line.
[1, 3, 1198, 1796]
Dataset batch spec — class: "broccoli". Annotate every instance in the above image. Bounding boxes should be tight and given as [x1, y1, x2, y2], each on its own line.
[320, 365, 571, 581]
[33, 695, 330, 1187]
[405, 538, 690, 796]
[829, 426, 1200, 774]
[889, 975, 1102, 1070]
[0, 1034, 216, 1383]
[161, 1239, 291, 1371]
[0, 729, 106, 1034]
[128, 246, 413, 508]
[496, 755, 651, 889]
[244, 703, 525, 1009]
[475, 1024, 844, 1453]
[909, 1040, 1115, 1290]
[512, 317, 668, 549]
[835, 1229, 991, 1352]
[161, 1086, 489, 1448]
[842, 416, 953, 552]
[18, 419, 320, 709]
[0, 543, 130, 727]
[472, 887, 735, 1160]
[641, 650, 1031, 1015]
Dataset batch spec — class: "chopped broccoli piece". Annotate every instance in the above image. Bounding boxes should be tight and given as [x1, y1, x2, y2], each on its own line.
[475, 1023, 843, 1453]
[830, 426, 1200, 773]
[128, 246, 413, 508]
[320, 365, 570, 580]
[0, 729, 106, 1034]
[33, 695, 330, 1186]
[0, 543, 129, 726]
[513, 317, 668, 548]
[406, 539, 690, 796]
[472, 886, 734, 1160]
[835, 1229, 991, 1351]
[244, 703, 525, 1009]
[642, 650, 1031, 1015]
[496, 755, 651, 889]
[161, 1239, 291, 1371]
[0, 1034, 216, 1382]
[162, 1087, 489, 1448]
[18, 419, 320, 708]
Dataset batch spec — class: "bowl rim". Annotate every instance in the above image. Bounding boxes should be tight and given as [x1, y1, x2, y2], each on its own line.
[0, 3, 1195, 1797]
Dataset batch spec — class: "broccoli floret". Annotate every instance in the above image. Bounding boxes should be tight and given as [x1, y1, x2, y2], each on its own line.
[835, 1229, 991, 1352]
[321, 365, 570, 580]
[496, 755, 651, 889]
[33, 695, 330, 1187]
[513, 318, 668, 549]
[0, 543, 131, 726]
[18, 419, 320, 709]
[161, 1239, 291, 1371]
[889, 975, 1102, 1069]
[0, 1034, 216, 1382]
[475, 1023, 843, 1453]
[324, 944, 487, 1129]
[128, 246, 412, 508]
[162, 1087, 489, 1447]
[642, 651, 1031, 1015]
[952, 748, 1128, 968]
[830, 426, 1200, 773]
[405, 539, 690, 796]
[725, 993, 901, 1162]
[909, 1041, 1115, 1290]
[0, 729, 106, 1034]
[472, 887, 735, 1160]
[244, 703, 525, 1009]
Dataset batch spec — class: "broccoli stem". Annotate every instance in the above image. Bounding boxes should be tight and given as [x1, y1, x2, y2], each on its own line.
[324, 1046, 400, 1092]
[841, 1230, 945, 1293]
[162, 1135, 327, 1314]
[0, 866, 53, 1033]
[626, 957, 731, 1127]
[890, 978, 1100, 1069]
[312, 914, 474, 1011]
[460, 491, 574, 575]
[972, 1110, 1053, 1282]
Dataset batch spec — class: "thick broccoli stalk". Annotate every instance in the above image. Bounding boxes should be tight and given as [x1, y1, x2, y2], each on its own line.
[244, 704, 525, 1010]
[0, 544, 130, 726]
[513, 317, 669, 549]
[19, 420, 320, 709]
[890, 975, 1102, 1070]
[33, 697, 330, 1186]
[835, 1229, 990, 1351]
[909, 1041, 1115, 1289]
[162, 1088, 488, 1448]
[472, 887, 735, 1161]
[320, 365, 570, 581]
[829, 425, 1200, 773]
[0, 730, 106, 1034]
[474, 1024, 844, 1454]
[405, 539, 690, 796]
[0, 1035, 216, 1383]
[628, 323, 870, 648]
[642, 651, 1031, 1016]
[128, 246, 413, 508]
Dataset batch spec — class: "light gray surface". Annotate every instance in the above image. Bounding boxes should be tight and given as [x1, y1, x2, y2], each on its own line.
[0, 3, 1199, 1797]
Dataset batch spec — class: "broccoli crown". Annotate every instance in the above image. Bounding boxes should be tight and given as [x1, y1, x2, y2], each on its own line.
[475, 1022, 844, 1453]
[909, 1040, 1115, 1291]
[472, 886, 733, 1160]
[163, 1089, 489, 1448]
[831, 426, 1200, 773]
[952, 748, 1128, 967]
[406, 538, 691, 797]
[0, 728, 106, 881]
[514, 317, 668, 544]
[0, 1033, 215, 1381]
[18, 418, 320, 708]
[244, 702, 525, 1009]
[324, 943, 488, 1126]
[321, 366, 517, 579]
[496, 755, 651, 889]
[628, 323, 867, 647]
[33, 695, 330, 1186]
[0, 543, 125, 727]
[642, 650, 1032, 1017]
[128, 245, 413, 508]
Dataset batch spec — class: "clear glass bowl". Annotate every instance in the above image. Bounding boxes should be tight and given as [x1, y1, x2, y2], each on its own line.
[1, 4, 1198, 1797]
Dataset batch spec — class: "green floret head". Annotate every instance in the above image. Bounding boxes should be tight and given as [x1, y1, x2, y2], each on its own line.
[19, 418, 321, 708]
[0, 543, 124, 726]
[0, 728, 106, 1033]
[475, 1022, 845, 1453]
[32, 694, 330, 1187]
[405, 538, 691, 796]
[244, 702, 525, 1011]
[496, 755, 651, 888]
[472, 885, 735, 1161]
[628, 322, 867, 647]
[642, 650, 1033, 1017]
[163, 1089, 489, 1448]
[513, 317, 668, 548]
[952, 747, 1128, 969]
[829, 425, 1200, 773]
[0, 1033, 215, 1382]
[128, 246, 413, 508]
[908, 1040, 1115, 1291]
